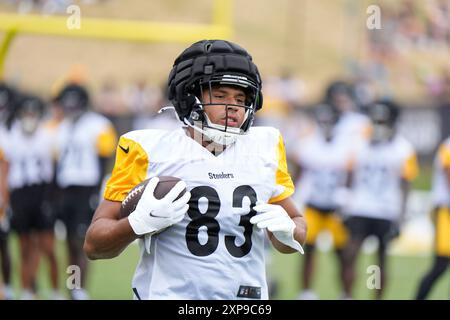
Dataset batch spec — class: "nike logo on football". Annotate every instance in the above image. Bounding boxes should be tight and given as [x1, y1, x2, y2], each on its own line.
[119, 145, 129, 154]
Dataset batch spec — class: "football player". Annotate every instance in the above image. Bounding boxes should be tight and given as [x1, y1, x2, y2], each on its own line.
[325, 80, 371, 145]
[341, 100, 419, 299]
[0, 83, 16, 300]
[291, 103, 351, 300]
[2, 94, 63, 299]
[415, 136, 450, 299]
[84, 39, 307, 300]
[55, 84, 117, 300]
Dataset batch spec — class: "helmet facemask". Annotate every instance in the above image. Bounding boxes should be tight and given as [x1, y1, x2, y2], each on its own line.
[314, 104, 339, 141]
[17, 97, 45, 136]
[185, 74, 260, 146]
[369, 102, 397, 143]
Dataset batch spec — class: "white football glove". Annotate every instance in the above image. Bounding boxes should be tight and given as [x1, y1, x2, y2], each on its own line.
[250, 202, 304, 254]
[128, 177, 191, 236]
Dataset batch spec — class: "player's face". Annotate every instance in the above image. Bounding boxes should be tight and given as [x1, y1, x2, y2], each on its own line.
[332, 92, 353, 112]
[371, 120, 394, 142]
[19, 110, 40, 135]
[202, 85, 247, 128]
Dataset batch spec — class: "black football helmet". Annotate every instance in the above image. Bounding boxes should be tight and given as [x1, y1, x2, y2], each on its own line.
[167, 40, 263, 144]
[325, 80, 356, 113]
[313, 103, 340, 140]
[0, 83, 18, 129]
[16, 94, 46, 134]
[54, 83, 89, 116]
[366, 99, 399, 127]
[17, 94, 45, 116]
[366, 99, 400, 142]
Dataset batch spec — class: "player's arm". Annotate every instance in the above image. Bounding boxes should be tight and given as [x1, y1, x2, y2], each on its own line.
[85, 134, 141, 260]
[268, 197, 307, 253]
[289, 162, 303, 185]
[249, 132, 306, 254]
[399, 152, 419, 223]
[286, 151, 303, 183]
[445, 165, 450, 187]
[85, 135, 190, 259]
[0, 154, 10, 217]
[399, 179, 411, 224]
[84, 200, 137, 260]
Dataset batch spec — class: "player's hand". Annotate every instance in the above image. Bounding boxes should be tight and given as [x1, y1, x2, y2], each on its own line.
[250, 202, 304, 254]
[128, 177, 191, 236]
[0, 199, 6, 222]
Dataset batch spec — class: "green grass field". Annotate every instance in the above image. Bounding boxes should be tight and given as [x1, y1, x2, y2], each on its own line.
[4, 236, 449, 300]
[269, 249, 450, 300]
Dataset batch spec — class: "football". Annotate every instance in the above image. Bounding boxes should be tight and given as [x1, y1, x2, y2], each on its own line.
[119, 176, 186, 219]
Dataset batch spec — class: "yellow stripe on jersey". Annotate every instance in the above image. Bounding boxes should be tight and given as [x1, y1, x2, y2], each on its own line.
[97, 125, 118, 158]
[402, 153, 419, 181]
[103, 136, 149, 202]
[269, 133, 295, 203]
[0, 148, 3, 161]
[438, 143, 450, 168]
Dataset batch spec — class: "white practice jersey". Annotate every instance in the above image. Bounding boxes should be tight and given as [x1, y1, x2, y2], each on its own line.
[104, 127, 295, 300]
[334, 111, 370, 145]
[293, 132, 353, 209]
[2, 123, 54, 189]
[56, 111, 116, 188]
[345, 135, 418, 221]
[431, 137, 450, 207]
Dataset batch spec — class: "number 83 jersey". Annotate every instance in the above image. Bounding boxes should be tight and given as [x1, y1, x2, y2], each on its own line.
[104, 126, 295, 300]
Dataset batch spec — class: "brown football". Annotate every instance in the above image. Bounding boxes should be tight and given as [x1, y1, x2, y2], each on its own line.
[119, 176, 186, 219]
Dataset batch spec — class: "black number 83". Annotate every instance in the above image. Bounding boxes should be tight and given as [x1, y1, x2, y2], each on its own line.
[185, 185, 257, 257]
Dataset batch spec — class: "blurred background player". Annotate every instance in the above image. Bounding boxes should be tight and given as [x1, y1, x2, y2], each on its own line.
[341, 100, 419, 299]
[2, 94, 62, 300]
[54, 83, 117, 300]
[415, 136, 450, 299]
[0, 83, 16, 300]
[325, 80, 371, 145]
[291, 103, 351, 300]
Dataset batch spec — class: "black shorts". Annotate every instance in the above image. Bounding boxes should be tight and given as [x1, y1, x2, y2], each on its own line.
[59, 186, 97, 238]
[10, 185, 55, 234]
[306, 203, 337, 215]
[344, 216, 396, 246]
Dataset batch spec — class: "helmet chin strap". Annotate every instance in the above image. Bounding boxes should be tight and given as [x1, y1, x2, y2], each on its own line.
[184, 97, 251, 146]
[183, 117, 239, 146]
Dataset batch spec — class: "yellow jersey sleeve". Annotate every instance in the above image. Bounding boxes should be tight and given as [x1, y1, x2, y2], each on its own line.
[402, 152, 419, 181]
[438, 143, 450, 169]
[269, 133, 295, 203]
[103, 136, 149, 202]
[96, 124, 118, 158]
